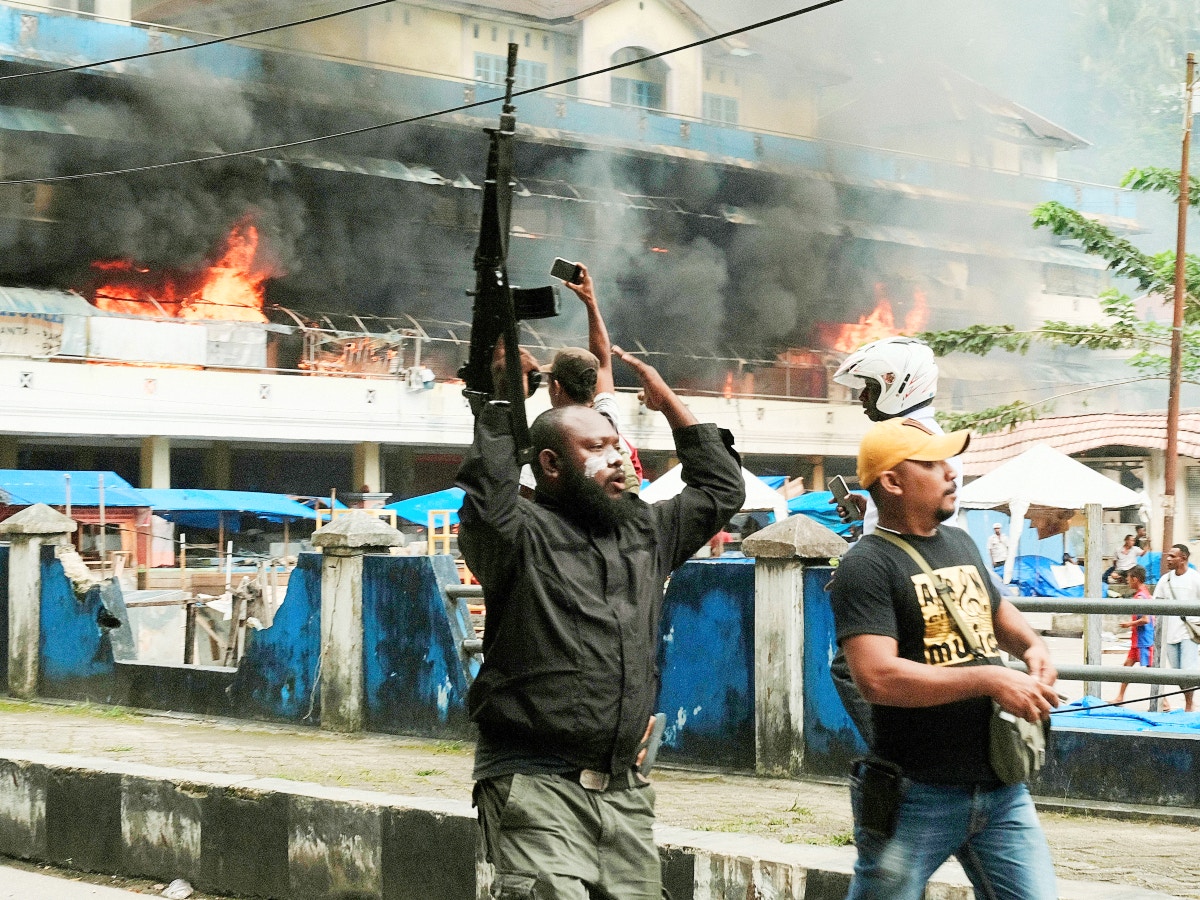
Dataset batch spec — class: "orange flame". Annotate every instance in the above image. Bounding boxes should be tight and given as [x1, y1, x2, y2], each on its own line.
[88, 217, 275, 323]
[817, 285, 929, 352]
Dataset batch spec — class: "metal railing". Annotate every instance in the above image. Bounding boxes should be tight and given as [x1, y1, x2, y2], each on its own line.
[1010, 596, 1200, 706]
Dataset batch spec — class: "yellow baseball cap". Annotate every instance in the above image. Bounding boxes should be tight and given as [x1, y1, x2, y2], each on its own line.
[857, 417, 970, 488]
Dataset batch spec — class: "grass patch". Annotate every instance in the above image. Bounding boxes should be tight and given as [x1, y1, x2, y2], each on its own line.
[415, 768, 446, 777]
[432, 740, 470, 755]
[103, 746, 135, 753]
[822, 831, 855, 847]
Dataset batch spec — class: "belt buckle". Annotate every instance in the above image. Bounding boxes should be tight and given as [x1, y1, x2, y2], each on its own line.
[578, 769, 610, 791]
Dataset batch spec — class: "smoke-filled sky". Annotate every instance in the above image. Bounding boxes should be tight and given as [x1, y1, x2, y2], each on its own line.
[5, 0, 1197, 397]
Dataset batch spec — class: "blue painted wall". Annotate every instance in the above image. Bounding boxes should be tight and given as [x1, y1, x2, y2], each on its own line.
[1037, 729, 1200, 807]
[38, 547, 117, 701]
[0, 545, 8, 687]
[657, 558, 756, 770]
[232, 551, 322, 722]
[362, 554, 472, 737]
[802, 566, 868, 777]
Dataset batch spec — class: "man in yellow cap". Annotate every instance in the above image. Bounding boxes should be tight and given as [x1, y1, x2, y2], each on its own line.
[830, 417, 1060, 900]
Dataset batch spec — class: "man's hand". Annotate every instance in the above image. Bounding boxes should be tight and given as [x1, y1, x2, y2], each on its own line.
[1022, 642, 1057, 688]
[613, 346, 670, 411]
[989, 666, 1059, 723]
[561, 262, 596, 307]
[634, 715, 655, 769]
[613, 345, 698, 430]
[829, 493, 867, 522]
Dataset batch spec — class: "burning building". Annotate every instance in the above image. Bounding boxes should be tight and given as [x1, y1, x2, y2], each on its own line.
[0, 1, 1139, 497]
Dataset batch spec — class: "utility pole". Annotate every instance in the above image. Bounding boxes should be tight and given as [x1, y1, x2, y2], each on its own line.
[1162, 51, 1195, 561]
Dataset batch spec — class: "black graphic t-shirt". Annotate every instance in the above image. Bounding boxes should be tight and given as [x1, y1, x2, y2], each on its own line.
[831, 527, 1003, 786]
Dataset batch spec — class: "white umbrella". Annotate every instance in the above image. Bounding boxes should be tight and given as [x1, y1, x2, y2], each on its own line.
[639, 465, 788, 523]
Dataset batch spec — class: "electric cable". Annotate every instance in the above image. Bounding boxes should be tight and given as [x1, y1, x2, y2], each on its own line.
[0, 0, 402, 83]
[0, 0, 849, 186]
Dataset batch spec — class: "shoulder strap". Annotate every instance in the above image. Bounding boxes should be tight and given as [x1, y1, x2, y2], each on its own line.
[872, 530, 987, 660]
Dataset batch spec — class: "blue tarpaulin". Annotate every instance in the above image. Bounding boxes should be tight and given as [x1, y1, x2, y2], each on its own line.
[786, 490, 866, 537]
[0, 469, 148, 507]
[385, 487, 465, 526]
[140, 488, 318, 530]
[758, 475, 787, 489]
[1052, 696, 1200, 733]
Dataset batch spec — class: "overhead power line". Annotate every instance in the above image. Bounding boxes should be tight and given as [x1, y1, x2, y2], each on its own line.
[0, 0, 848, 187]
[0, 0, 401, 83]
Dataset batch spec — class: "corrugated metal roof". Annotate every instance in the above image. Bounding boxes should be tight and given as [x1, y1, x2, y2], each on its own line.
[960, 411, 1200, 476]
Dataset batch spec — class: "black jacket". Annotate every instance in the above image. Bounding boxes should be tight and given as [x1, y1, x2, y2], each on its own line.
[457, 402, 744, 774]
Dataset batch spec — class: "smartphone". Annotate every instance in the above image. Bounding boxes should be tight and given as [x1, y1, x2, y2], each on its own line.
[829, 474, 852, 508]
[550, 257, 583, 284]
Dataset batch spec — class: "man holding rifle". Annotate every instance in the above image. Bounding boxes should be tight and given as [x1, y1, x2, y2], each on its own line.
[458, 346, 744, 900]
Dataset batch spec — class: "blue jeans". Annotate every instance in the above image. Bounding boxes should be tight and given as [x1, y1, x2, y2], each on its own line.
[848, 776, 1057, 900]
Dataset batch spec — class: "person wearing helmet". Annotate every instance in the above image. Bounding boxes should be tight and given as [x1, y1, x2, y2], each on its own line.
[828, 336, 966, 748]
[831, 336, 960, 534]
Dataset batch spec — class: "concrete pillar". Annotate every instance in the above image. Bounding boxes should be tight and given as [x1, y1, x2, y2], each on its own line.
[0, 435, 17, 469]
[310, 511, 402, 732]
[139, 436, 171, 489]
[0, 504, 76, 699]
[808, 456, 825, 492]
[742, 515, 848, 776]
[205, 442, 233, 490]
[352, 442, 382, 493]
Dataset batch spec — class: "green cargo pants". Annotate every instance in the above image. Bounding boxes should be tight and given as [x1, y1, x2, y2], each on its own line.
[474, 771, 660, 900]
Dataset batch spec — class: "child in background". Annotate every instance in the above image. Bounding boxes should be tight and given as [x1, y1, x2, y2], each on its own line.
[1113, 565, 1155, 705]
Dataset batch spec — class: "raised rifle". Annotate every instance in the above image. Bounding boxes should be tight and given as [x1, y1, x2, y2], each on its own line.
[459, 43, 558, 463]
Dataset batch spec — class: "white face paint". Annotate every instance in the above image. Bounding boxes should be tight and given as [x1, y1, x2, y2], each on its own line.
[583, 447, 621, 478]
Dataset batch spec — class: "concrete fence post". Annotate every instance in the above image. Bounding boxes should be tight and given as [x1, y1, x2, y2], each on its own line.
[310, 511, 402, 732]
[742, 516, 848, 776]
[0, 503, 76, 699]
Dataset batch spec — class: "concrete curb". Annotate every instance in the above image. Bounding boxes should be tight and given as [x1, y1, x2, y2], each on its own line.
[0, 749, 1184, 900]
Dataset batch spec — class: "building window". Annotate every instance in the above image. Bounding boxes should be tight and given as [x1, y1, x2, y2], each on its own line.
[610, 47, 667, 111]
[525, 32, 531, 47]
[1043, 263, 1102, 298]
[473, 23, 479, 39]
[702, 93, 738, 125]
[491, 26, 498, 41]
[475, 53, 548, 90]
[543, 34, 550, 50]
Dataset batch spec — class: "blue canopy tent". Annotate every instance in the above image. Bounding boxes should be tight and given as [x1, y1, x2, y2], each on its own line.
[0, 469, 149, 507]
[140, 489, 319, 532]
[787, 490, 867, 537]
[385, 487, 465, 527]
[384, 494, 463, 528]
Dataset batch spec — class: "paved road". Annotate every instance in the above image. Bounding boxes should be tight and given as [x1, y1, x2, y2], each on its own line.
[0, 698, 1197, 897]
[1, 862, 170, 898]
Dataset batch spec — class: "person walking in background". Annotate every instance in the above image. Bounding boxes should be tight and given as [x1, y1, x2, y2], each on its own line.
[1112, 565, 1154, 706]
[987, 523, 1009, 572]
[1154, 544, 1200, 713]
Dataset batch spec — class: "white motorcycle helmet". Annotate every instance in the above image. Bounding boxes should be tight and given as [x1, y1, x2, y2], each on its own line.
[833, 336, 938, 417]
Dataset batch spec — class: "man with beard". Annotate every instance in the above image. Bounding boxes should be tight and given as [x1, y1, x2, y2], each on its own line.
[458, 346, 744, 900]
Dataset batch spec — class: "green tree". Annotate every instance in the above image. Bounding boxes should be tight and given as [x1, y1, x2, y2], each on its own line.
[919, 167, 1200, 433]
